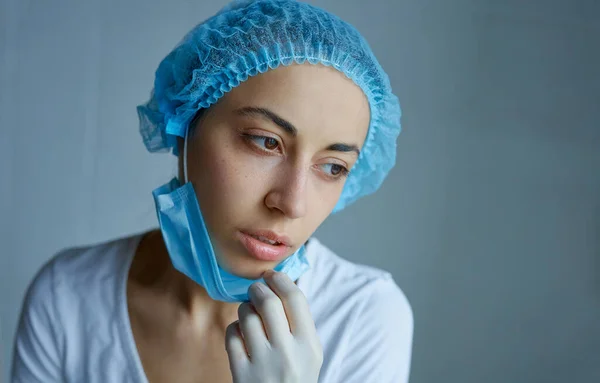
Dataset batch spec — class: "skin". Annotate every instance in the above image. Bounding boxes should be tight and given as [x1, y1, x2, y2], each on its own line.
[127, 63, 370, 382]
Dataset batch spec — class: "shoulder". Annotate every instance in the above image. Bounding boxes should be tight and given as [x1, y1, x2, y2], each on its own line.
[302, 238, 414, 382]
[12, 234, 143, 381]
[35, 234, 141, 294]
[303, 237, 412, 318]
[22, 233, 142, 324]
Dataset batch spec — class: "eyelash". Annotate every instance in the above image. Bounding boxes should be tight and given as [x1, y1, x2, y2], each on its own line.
[241, 134, 350, 180]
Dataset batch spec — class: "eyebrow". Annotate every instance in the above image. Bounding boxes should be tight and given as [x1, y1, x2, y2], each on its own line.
[233, 106, 361, 156]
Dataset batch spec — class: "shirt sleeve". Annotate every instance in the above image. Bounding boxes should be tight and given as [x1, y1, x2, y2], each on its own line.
[336, 276, 414, 383]
[11, 260, 64, 382]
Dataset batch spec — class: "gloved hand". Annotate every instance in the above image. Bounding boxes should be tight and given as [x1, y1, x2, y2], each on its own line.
[225, 269, 323, 383]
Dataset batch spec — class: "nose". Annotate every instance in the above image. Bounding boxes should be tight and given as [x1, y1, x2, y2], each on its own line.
[264, 165, 308, 219]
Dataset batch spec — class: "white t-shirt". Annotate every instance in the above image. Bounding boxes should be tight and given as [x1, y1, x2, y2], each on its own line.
[11, 234, 413, 383]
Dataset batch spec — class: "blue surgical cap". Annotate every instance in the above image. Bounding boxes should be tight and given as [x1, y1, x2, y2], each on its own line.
[137, 0, 402, 212]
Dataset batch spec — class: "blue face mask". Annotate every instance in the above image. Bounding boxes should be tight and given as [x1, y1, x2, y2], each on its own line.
[151, 179, 310, 302]
[151, 128, 310, 303]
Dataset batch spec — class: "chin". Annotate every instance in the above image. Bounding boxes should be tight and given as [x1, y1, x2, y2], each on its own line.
[226, 262, 276, 280]
[218, 249, 281, 280]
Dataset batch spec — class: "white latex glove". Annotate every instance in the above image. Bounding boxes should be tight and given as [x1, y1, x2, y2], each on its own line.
[225, 269, 323, 383]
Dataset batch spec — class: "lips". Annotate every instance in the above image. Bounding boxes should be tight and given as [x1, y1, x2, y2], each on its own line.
[237, 229, 292, 262]
[244, 230, 291, 246]
[249, 234, 281, 246]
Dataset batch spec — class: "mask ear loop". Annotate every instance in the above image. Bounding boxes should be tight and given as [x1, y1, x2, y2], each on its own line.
[183, 122, 190, 184]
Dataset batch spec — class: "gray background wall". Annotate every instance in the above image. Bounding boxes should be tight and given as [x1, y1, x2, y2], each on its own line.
[1, 0, 599, 382]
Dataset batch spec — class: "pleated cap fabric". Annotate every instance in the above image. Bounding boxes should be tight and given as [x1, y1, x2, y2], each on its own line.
[137, 0, 402, 212]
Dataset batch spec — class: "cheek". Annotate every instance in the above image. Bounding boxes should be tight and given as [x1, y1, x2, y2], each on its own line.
[196, 148, 255, 207]
[310, 172, 347, 208]
[191, 134, 275, 220]
[303, 180, 344, 230]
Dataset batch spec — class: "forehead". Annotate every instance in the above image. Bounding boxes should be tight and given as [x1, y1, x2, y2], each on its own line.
[216, 64, 370, 147]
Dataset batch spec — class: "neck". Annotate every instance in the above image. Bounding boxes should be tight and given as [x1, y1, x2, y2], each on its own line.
[130, 230, 240, 329]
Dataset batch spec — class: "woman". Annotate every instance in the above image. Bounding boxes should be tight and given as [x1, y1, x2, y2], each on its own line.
[12, 0, 413, 382]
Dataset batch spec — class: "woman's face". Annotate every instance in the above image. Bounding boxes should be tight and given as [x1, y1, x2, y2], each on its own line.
[181, 64, 370, 279]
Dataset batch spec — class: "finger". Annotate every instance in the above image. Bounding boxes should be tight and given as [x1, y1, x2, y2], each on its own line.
[237, 302, 269, 359]
[263, 270, 317, 339]
[225, 320, 249, 377]
[248, 281, 293, 347]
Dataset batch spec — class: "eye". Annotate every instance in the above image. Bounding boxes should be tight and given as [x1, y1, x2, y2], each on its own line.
[319, 163, 349, 179]
[244, 134, 282, 152]
[263, 137, 279, 150]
